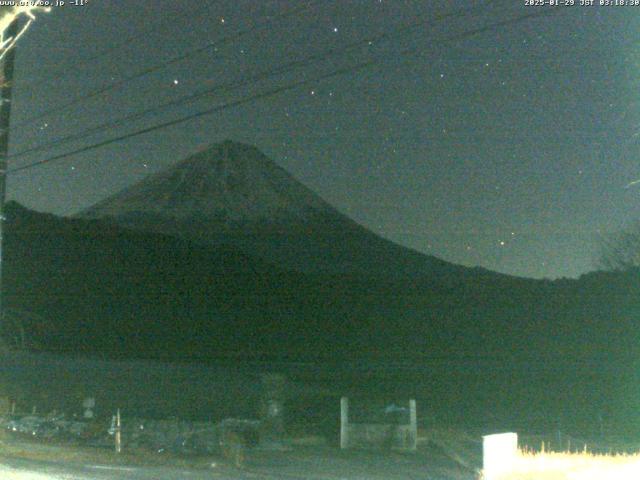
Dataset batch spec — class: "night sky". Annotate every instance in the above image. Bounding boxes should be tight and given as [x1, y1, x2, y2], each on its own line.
[4, 0, 639, 279]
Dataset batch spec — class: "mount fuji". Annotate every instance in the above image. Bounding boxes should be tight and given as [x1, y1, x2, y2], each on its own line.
[80, 140, 471, 280]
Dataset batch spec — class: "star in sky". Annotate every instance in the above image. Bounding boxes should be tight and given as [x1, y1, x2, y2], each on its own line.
[5, 1, 635, 279]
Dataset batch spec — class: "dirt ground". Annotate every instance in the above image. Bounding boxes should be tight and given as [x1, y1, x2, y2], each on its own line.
[0, 433, 481, 480]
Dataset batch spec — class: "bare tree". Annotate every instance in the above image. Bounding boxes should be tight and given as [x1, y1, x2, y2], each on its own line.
[598, 222, 640, 271]
[0, 308, 48, 350]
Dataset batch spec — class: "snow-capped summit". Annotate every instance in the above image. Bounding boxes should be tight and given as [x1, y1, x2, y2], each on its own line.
[80, 140, 457, 278]
[82, 140, 334, 224]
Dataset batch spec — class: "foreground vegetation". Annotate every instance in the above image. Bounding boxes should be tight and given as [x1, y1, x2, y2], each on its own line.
[487, 449, 640, 480]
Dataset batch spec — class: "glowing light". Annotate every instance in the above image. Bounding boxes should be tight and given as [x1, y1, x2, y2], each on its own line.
[0, 6, 51, 59]
[483, 433, 518, 480]
[509, 450, 640, 480]
[482, 431, 640, 480]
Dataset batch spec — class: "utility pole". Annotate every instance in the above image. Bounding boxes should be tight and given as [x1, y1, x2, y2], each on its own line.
[0, 18, 19, 338]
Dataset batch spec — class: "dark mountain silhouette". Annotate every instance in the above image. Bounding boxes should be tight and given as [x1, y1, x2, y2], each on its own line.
[4, 201, 639, 364]
[7, 139, 630, 364]
[4, 134, 640, 436]
[79, 140, 472, 280]
[5, 200, 640, 435]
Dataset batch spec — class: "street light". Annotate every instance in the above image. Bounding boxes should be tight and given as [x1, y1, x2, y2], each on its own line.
[0, 6, 50, 59]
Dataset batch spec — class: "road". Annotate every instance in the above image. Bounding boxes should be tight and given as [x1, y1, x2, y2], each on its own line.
[0, 438, 480, 480]
[0, 447, 477, 480]
[0, 456, 257, 480]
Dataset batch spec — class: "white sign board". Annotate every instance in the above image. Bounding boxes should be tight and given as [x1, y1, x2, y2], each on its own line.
[483, 432, 518, 480]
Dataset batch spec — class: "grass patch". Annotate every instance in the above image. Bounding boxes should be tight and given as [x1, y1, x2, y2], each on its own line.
[0, 437, 218, 470]
[486, 449, 640, 480]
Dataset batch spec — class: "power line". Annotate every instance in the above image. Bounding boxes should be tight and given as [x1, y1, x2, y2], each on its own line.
[403, 5, 564, 56]
[12, 0, 320, 130]
[9, 4, 478, 161]
[19, 1, 222, 88]
[8, 6, 564, 176]
[8, 60, 376, 174]
[8, 5, 559, 174]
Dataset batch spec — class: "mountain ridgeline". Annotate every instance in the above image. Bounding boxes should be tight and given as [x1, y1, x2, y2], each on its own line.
[79, 140, 465, 280]
[4, 200, 639, 362]
[0, 141, 637, 365]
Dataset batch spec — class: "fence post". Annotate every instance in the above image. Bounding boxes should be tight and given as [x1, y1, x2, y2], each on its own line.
[83, 397, 95, 419]
[259, 373, 286, 448]
[0, 396, 9, 415]
[483, 432, 518, 480]
[408, 399, 417, 451]
[340, 397, 349, 449]
[115, 409, 122, 454]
